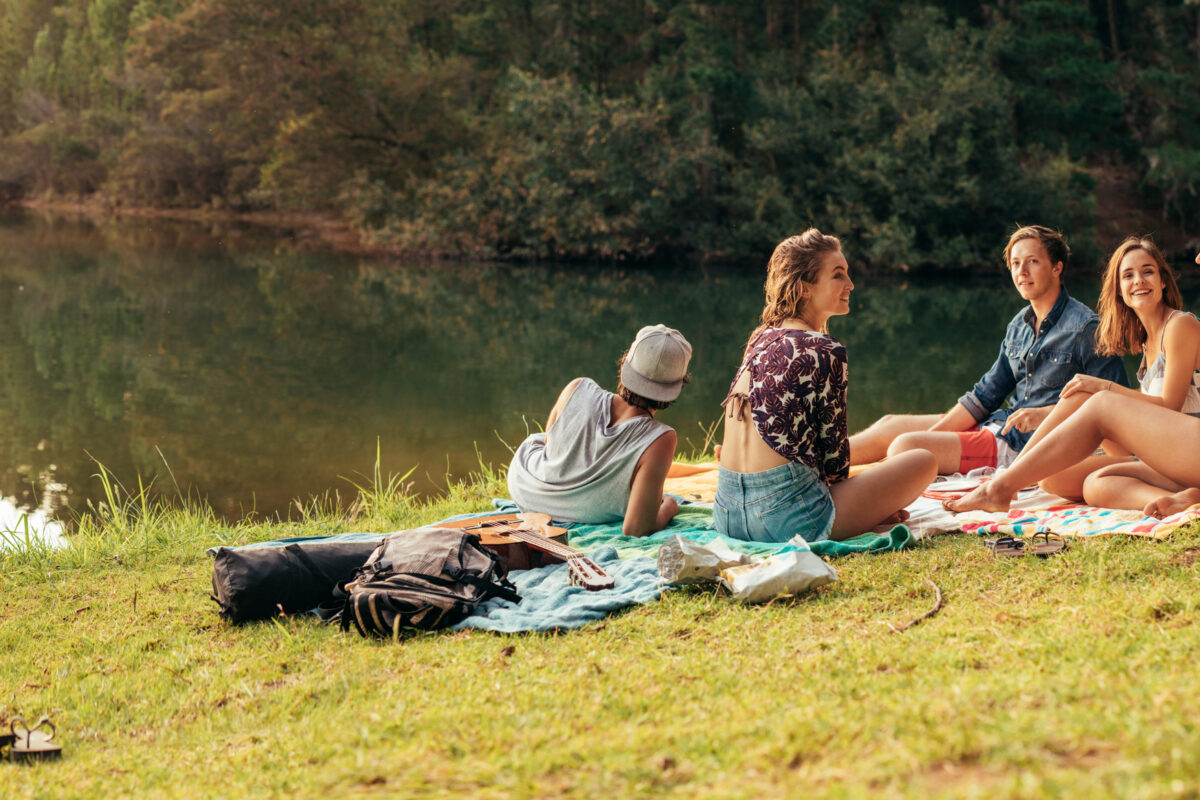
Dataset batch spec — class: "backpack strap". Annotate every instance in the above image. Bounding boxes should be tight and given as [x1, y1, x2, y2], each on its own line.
[456, 573, 521, 604]
[444, 553, 522, 605]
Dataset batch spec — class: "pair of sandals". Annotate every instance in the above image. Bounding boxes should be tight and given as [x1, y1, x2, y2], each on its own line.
[985, 531, 1067, 558]
[1, 717, 62, 762]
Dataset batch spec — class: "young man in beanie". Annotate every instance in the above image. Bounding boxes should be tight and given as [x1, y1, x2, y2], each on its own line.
[849, 225, 1128, 474]
[508, 324, 692, 537]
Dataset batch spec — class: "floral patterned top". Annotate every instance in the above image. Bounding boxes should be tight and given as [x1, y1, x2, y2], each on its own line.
[723, 328, 849, 484]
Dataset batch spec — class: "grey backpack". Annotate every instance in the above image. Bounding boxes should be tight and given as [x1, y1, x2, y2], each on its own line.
[335, 527, 521, 639]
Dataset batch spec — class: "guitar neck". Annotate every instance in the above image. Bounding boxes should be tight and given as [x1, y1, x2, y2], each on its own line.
[467, 517, 614, 590]
[498, 527, 581, 561]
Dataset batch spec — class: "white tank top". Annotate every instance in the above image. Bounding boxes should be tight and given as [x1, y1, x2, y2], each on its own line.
[1137, 310, 1200, 416]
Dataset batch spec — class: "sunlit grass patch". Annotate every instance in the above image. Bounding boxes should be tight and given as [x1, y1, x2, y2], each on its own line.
[1, 455, 1199, 798]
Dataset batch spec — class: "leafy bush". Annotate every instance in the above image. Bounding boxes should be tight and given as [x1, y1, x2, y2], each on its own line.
[360, 69, 723, 260]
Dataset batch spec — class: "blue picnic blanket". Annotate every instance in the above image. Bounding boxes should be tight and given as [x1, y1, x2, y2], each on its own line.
[449, 502, 743, 632]
[451, 545, 662, 632]
[449, 501, 912, 632]
[216, 501, 912, 633]
[484, 499, 913, 560]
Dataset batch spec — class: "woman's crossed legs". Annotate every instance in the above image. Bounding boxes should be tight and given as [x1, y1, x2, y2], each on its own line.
[1084, 461, 1200, 518]
[829, 449, 937, 538]
[945, 391, 1200, 514]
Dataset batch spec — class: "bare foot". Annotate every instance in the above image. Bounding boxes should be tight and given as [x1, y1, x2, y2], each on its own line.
[1143, 488, 1200, 519]
[943, 482, 1016, 513]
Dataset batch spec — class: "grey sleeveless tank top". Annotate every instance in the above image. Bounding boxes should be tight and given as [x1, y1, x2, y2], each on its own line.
[507, 378, 673, 523]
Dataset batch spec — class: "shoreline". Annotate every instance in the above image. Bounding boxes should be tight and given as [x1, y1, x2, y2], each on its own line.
[8, 192, 1198, 270]
[10, 196, 401, 258]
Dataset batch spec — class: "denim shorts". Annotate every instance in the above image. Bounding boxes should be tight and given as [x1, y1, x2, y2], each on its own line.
[714, 462, 836, 544]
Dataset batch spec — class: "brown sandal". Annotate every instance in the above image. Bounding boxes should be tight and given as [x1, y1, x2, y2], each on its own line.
[9, 717, 61, 762]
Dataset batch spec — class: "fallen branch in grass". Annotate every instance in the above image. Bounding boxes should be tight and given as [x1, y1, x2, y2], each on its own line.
[887, 579, 944, 634]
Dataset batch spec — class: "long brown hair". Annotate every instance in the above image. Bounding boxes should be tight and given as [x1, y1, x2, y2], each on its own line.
[755, 229, 843, 336]
[1096, 236, 1183, 356]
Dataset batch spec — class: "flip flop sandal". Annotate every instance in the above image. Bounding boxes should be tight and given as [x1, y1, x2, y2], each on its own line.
[985, 533, 1066, 558]
[1027, 531, 1066, 557]
[985, 536, 1026, 557]
[9, 717, 61, 762]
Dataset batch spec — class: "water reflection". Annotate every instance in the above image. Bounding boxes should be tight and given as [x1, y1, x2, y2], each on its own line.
[0, 494, 67, 551]
[1, 210, 1178, 525]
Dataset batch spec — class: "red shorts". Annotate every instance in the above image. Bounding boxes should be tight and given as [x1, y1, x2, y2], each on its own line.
[955, 429, 997, 473]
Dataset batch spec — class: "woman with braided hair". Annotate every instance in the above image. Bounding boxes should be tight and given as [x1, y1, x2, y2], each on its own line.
[715, 230, 937, 543]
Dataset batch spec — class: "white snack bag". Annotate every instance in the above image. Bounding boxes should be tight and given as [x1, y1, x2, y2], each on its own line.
[718, 549, 837, 604]
[656, 535, 755, 584]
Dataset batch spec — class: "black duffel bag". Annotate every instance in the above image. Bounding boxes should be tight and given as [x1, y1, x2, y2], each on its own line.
[209, 538, 383, 624]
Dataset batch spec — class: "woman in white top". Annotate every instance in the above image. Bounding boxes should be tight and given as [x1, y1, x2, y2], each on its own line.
[947, 239, 1200, 517]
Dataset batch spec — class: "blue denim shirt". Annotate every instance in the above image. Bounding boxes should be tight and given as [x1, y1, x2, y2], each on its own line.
[957, 287, 1129, 452]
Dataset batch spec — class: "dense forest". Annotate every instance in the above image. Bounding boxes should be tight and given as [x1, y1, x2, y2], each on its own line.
[1, 0, 1198, 267]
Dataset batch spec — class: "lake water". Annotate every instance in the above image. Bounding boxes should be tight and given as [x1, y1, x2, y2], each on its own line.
[3, 210, 1188, 530]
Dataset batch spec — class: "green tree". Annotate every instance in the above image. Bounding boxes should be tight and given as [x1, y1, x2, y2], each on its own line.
[999, 1, 1128, 158]
[1, 0, 1197, 262]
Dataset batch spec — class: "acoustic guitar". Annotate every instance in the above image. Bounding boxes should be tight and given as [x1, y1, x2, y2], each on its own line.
[439, 512, 615, 591]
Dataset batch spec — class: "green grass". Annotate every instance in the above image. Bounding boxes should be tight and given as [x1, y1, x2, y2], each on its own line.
[3, 458, 1200, 799]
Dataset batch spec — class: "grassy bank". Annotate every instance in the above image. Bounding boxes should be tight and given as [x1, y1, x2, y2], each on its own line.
[2, 462, 1200, 799]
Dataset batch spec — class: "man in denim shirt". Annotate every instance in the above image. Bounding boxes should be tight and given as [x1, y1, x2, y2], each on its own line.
[850, 225, 1129, 474]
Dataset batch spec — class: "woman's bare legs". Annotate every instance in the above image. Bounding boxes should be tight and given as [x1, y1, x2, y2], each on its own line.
[945, 392, 1200, 513]
[1083, 461, 1200, 517]
[1017, 391, 1089, 453]
[1012, 392, 1130, 498]
[829, 449, 937, 539]
[1038, 454, 1136, 500]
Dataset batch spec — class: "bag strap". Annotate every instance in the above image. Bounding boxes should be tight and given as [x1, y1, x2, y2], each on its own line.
[449, 539, 522, 604]
[371, 570, 520, 605]
[456, 573, 521, 604]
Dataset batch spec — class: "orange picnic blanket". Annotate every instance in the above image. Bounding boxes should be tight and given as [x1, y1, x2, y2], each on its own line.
[664, 461, 877, 503]
[663, 461, 719, 502]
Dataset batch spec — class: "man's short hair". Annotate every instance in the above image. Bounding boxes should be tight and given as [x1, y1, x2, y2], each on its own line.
[1003, 225, 1070, 272]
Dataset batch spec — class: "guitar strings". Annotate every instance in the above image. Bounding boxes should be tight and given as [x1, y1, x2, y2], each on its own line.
[465, 519, 609, 579]
[466, 519, 577, 559]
